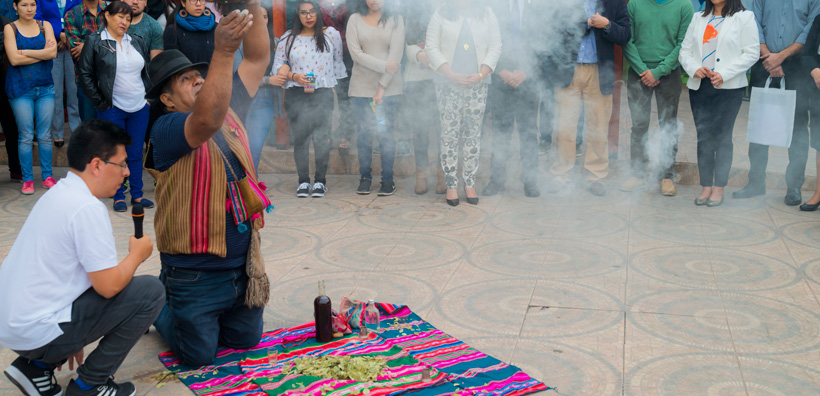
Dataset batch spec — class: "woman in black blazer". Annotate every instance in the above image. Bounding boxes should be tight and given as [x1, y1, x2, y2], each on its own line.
[799, 13, 820, 211]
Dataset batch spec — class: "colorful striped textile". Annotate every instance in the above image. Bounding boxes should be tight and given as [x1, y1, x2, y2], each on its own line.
[159, 304, 549, 396]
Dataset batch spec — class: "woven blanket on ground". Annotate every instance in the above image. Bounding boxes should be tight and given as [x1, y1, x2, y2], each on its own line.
[159, 304, 549, 396]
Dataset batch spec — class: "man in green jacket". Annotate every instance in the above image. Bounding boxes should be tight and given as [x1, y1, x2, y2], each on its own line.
[620, 0, 693, 196]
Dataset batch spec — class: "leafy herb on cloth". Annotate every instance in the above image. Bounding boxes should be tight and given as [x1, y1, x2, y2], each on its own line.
[283, 355, 388, 382]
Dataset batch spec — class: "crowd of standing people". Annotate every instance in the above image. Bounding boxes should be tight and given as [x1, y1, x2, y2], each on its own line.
[0, 0, 818, 209]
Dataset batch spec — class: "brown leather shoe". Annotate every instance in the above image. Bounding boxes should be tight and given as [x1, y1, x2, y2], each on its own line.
[661, 179, 676, 196]
[435, 168, 446, 194]
[415, 167, 428, 195]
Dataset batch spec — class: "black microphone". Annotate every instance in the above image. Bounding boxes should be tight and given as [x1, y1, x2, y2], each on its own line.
[132, 203, 144, 239]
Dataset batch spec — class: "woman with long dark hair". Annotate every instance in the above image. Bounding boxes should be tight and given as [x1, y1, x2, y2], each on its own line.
[346, 0, 404, 196]
[426, 0, 501, 206]
[402, 0, 440, 195]
[679, 0, 758, 207]
[799, 13, 820, 211]
[163, 0, 216, 64]
[78, 1, 153, 212]
[4, 0, 57, 195]
[273, 0, 346, 198]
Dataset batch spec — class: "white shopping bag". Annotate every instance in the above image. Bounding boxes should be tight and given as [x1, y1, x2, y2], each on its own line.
[746, 77, 796, 148]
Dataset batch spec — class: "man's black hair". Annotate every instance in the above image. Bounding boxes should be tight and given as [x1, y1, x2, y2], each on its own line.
[67, 119, 132, 171]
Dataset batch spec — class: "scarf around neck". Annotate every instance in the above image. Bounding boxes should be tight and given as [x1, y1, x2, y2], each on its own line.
[176, 10, 215, 32]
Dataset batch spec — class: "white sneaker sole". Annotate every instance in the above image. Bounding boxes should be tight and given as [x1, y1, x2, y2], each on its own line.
[4, 366, 62, 396]
[296, 192, 310, 198]
[311, 192, 325, 198]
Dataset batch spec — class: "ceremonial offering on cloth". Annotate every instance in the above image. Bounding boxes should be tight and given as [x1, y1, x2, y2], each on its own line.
[159, 303, 549, 396]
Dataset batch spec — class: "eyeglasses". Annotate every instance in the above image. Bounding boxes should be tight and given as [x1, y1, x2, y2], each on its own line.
[104, 160, 128, 169]
[299, 9, 317, 16]
[188, 0, 204, 4]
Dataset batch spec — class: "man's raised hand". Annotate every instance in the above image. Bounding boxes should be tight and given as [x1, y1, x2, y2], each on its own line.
[214, 9, 254, 55]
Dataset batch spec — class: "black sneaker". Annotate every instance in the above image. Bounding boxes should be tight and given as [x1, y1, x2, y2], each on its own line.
[357, 178, 372, 195]
[311, 182, 327, 198]
[378, 181, 396, 196]
[4, 357, 62, 396]
[65, 378, 135, 396]
[296, 182, 311, 198]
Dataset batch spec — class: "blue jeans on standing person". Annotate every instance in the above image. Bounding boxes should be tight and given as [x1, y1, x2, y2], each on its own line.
[154, 265, 264, 367]
[353, 96, 400, 182]
[98, 104, 150, 201]
[246, 85, 283, 171]
[51, 49, 81, 140]
[10, 85, 55, 182]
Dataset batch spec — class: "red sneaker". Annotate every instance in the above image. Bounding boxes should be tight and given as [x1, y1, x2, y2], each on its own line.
[42, 177, 56, 189]
[21, 181, 34, 195]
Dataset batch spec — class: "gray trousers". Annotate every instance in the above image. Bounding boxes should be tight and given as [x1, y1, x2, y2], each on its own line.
[14, 276, 164, 385]
[50, 49, 81, 140]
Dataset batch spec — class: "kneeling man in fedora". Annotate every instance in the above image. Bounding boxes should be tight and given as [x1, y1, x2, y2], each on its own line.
[144, 0, 272, 367]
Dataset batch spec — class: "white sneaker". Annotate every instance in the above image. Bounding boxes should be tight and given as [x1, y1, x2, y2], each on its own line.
[296, 182, 311, 198]
[312, 182, 327, 197]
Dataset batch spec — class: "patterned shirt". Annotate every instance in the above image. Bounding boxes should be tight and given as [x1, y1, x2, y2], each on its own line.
[273, 27, 347, 89]
[64, 1, 106, 48]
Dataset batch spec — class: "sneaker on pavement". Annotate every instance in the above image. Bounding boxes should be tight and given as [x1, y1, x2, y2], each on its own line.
[65, 378, 135, 396]
[296, 182, 311, 198]
[311, 182, 327, 197]
[357, 178, 372, 195]
[21, 180, 34, 195]
[378, 181, 396, 196]
[4, 357, 62, 396]
[660, 179, 676, 196]
[620, 177, 646, 192]
[42, 177, 57, 189]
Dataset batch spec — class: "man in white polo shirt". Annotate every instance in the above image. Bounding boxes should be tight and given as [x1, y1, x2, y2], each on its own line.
[0, 119, 162, 396]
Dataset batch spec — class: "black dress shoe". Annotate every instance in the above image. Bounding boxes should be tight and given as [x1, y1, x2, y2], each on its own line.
[53, 140, 65, 148]
[482, 181, 505, 196]
[785, 188, 802, 206]
[800, 201, 820, 211]
[732, 183, 765, 199]
[524, 183, 540, 198]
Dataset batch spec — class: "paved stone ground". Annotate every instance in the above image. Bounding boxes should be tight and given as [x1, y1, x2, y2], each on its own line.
[2, 159, 820, 395]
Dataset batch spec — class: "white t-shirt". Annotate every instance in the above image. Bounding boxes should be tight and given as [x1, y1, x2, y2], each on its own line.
[102, 30, 147, 113]
[0, 172, 119, 350]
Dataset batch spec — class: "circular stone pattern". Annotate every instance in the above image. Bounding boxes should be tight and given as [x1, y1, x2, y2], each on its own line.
[467, 239, 624, 280]
[356, 202, 488, 232]
[436, 279, 622, 337]
[631, 214, 776, 247]
[629, 247, 799, 291]
[259, 227, 320, 261]
[780, 221, 820, 249]
[801, 259, 820, 287]
[273, 199, 359, 227]
[626, 354, 820, 396]
[490, 207, 627, 238]
[316, 232, 466, 271]
[487, 338, 620, 396]
[267, 271, 437, 324]
[629, 291, 820, 355]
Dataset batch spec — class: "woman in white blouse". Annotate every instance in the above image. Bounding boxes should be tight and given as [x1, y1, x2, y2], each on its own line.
[679, 0, 759, 207]
[274, 0, 346, 198]
[426, 0, 501, 206]
[347, 0, 405, 197]
[78, 0, 153, 212]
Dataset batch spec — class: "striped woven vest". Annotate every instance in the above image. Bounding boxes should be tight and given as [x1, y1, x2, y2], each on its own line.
[148, 109, 261, 257]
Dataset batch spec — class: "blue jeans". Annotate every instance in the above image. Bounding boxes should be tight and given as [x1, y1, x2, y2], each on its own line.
[246, 85, 283, 171]
[154, 265, 264, 367]
[10, 85, 55, 182]
[51, 49, 81, 140]
[353, 96, 400, 182]
[98, 105, 150, 200]
[77, 85, 97, 121]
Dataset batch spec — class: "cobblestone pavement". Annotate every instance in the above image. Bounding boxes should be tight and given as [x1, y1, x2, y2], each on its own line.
[1, 169, 820, 396]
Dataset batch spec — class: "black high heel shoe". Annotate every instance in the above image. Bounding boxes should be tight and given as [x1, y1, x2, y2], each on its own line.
[465, 188, 479, 205]
[446, 189, 459, 206]
[800, 201, 820, 211]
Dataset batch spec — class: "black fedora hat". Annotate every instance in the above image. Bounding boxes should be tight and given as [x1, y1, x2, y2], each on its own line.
[145, 50, 209, 100]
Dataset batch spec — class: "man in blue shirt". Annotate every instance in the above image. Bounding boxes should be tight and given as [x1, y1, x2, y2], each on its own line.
[734, 0, 820, 205]
[545, 0, 630, 197]
[145, 2, 271, 367]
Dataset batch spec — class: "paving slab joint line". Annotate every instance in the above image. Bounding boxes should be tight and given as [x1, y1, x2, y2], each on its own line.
[526, 305, 625, 313]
